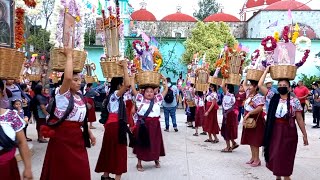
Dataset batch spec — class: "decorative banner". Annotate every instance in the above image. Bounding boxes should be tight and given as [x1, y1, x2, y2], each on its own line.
[63, 12, 76, 49]
[141, 32, 150, 43]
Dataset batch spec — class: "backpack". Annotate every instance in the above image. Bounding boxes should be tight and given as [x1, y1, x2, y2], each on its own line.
[164, 85, 174, 103]
[217, 92, 223, 106]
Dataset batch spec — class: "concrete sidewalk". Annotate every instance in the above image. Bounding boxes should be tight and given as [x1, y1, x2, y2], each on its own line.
[19, 110, 320, 180]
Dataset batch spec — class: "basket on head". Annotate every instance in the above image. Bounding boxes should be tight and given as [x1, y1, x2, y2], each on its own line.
[0, 48, 24, 80]
[50, 48, 86, 73]
[225, 73, 241, 85]
[270, 65, 297, 80]
[28, 74, 42, 82]
[196, 68, 209, 84]
[187, 77, 195, 84]
[195, 83, 209, 92]
[85, 75, 95, 83]
[100, 61, 124, 78]
[136, 71, 161, 88]
[246, 69, 264, 81]
[208, 76, 222, 86]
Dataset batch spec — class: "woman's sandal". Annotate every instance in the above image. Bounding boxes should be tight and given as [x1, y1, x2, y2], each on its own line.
[155, 160, 161, 168]
[221, 147, 233, 153]
[232, 143, 239, 150]
[101, 176, 115, 180]
[193, 133, 199, 136]
[212, 139, 219, 144]
[204, 139, 213, 142]
[136, 164, 144, 172]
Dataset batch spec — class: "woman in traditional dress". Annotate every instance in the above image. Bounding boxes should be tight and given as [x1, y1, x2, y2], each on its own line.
[193, 91, 206, 136]
[95, 61, 130, 180]
[40, 48, 96, 180]
[0, 80, 33, 180]
[203, 84, 220, 143]
[84, 83, 99, 129]
[235, 82, 246, 122]
[124, 88, 134, 128]
[241, 79, 265, 167]
[220, 80, 239, 152]
[258, 66, 308, 180]
[131, 75, 168, 172]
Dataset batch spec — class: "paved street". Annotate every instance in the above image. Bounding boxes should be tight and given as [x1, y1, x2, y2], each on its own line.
[19, 109, 320, 180]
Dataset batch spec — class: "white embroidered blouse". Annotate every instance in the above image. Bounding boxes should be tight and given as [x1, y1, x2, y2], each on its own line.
[195, 96, 205, 107]
[136, 93, 163, 117]
[206, 92, 218, 102]
[107, 91, 121, 113]
[266, 90, 303, 118]
[222, 92, 235, 110]
[54, 90, 86, 122]
[244, 91, 265, 112]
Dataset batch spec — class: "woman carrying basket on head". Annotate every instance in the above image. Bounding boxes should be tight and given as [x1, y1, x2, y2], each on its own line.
[240, 79, 265, 167]
[258, 66, 308, 180]
[95, 61, 130, 180]
[40, 48, 96, 180]
[131, 74, 168, 172]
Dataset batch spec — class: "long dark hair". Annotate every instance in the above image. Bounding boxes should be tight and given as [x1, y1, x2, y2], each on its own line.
[34, 85, 43, 96]
[109, 77, 124, 95]
[227, 84, 235, 94]
[249, 80, 259, 92]
[278, 78, 291, 118]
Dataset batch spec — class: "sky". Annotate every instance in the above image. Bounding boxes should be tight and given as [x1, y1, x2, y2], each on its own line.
[128, 0, 320, 20]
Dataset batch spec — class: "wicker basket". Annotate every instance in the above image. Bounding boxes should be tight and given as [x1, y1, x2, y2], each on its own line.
[225, 73, 242, 85]
[136, 71, 161, 88]
[208, 76, 222, 85]
[28, 74, 42, 82]
[187, 77, 195, 84]
[270, 65, 297, 80]
[0, 48, 24, 80]
[246, 69, 264, 81]
[50, 48, 86, 73]
[100, 61, 124, 78]
[85, 75, 95, 83]
[195, 83, 209, 92]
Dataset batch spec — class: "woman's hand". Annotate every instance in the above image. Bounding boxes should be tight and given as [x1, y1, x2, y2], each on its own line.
[61, 47, 73, 57]
[244, 112, 250, 120]
[204, 112, 209, 116]
[23, 168, 33, 180]
[89, 132, 96, 146]
[118, 60, 128, 68]
[303, 135, 309, 146]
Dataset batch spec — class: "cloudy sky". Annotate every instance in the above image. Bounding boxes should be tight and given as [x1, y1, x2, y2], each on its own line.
[128, 0, 320, 20]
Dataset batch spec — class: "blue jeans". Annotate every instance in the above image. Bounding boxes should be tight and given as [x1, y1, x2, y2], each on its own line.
[163, 107, 177, 129]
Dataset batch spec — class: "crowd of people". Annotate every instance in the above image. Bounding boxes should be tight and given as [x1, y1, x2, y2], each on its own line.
[0, 49, 318, 180]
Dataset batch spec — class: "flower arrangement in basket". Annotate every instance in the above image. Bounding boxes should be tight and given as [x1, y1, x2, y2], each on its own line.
[132, 40, 163, 88]
[22, 54, 43, 82]
[0, 0, 42, 79]
[245, 49, 265, 81]
[257, 24, 311, 80]
[186, 53, 202, 85]
[49, 0, 86, 73]
[84, 59, 98, 83]
[99, 1, 125, 78]
[213, 46, 246, 85]
[191, 53, 210, 91]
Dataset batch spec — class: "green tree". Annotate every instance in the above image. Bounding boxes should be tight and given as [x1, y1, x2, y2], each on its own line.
[84, 28, 96, 46]
[182, 21, 237, 67]
[41, 0, 55, 30]
[27, 27, 52, 53]
[193, 0, 220, 21]
[124, 40, 135, 60]
[299, 74, 319, 89]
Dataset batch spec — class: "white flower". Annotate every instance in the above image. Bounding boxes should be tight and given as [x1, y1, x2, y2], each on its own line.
[295, 36, 311, 52]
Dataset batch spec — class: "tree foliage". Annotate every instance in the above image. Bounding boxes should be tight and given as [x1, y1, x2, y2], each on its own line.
[27, 27, 52, 53]
[193, 0, 220, 21]
[182, 21, 237, 67]
[124, 40, 135, 60]
[299, 74, 319, 89]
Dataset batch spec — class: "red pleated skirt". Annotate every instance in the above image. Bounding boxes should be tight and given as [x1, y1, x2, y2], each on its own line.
[133, 116, 165, 161]
[221, 109, 238, 141]
[195, 106, 205, 128]
[241, 111, 265, 147]
[266, 119, 298, 177]
[126, 100, 134, 127]
[85, 97, 96, 122]
[203, 102, 220, 134]
[40, 121, 90, 180]
[36, 118, 46, 132]
[95, 114, 127, 175]
[0, 150, 20, 180]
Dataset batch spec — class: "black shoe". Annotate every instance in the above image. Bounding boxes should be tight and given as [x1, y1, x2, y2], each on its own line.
[200, 132, 207, 135]
[101, 176, 114, 180]
[312, 125, 320, 128]
[164, 129, 169, 132]
[174, 128, 178, 132]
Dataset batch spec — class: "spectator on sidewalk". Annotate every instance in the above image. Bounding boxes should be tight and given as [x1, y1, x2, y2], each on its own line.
[294, 80, 310, 121]
[264, 78, 277, 112]
[162, 78, 179, 132]
[312, 82, 320, 128]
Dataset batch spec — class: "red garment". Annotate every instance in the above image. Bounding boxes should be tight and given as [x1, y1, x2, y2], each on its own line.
[266, 118, 298, 176]
[36, 118, 46, 133]
[40, 121, 90, 180]
[195, 106, 205, 128]
[203, 102, 220, 134]
[293, 86, 309, 104]
[84, 97, 96, 122]
[241, 112, 266, 147]
[95, 113, 127, 175]
[221, 109, 238, 141]
[235, 92, 246, 107]
[29, 90, 35, 98]
[126, 100, 134, 127]
[133, 116, 165, 161]
[0, 151, 20, 180]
